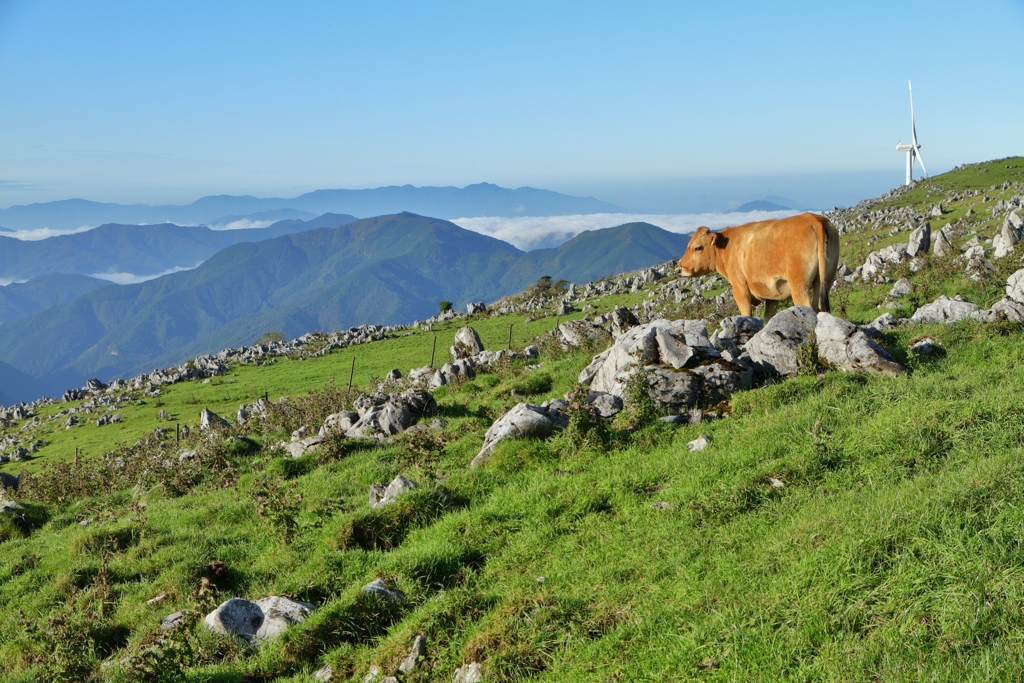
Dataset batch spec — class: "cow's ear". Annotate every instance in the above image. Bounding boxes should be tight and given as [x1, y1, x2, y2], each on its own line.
[704, 231, 719, 247]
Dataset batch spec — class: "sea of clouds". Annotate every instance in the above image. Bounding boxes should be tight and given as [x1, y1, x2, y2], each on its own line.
[450, 210, 799, 251]
[88, 264, 202, 285]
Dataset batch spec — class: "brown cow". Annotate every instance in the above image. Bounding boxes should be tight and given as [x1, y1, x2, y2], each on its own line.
[676, 212, 839, 321]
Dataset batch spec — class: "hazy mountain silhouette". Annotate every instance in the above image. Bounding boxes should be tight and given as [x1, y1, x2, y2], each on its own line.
[0, 183, 625, 231]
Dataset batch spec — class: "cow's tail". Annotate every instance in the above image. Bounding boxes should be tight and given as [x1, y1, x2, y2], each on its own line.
[814, 216, 832, 313]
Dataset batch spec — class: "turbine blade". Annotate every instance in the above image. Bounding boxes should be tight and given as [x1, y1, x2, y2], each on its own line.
[909, 80, 916, 144]
[914, 146, 928, 177]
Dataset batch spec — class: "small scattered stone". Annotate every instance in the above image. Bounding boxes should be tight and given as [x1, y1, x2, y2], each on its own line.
[767, 477, 785, 490]
[453, 662, 484, 683]
[362, 578, 405, 602]
[160, 610, 189, 631]
[398, 634, 428, 674]
[147, 593, 168, 606]
[313, 664, 334, 682]
[687, 434, 711, 452]
[369, 475, 418, 508]
[651, 501, 671, 509]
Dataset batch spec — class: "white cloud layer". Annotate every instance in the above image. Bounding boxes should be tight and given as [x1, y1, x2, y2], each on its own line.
[2, 225, 95, 241]
[89, 264, 201, 285]
[450, 210, 799, 251]
[207, 218, 276, 231]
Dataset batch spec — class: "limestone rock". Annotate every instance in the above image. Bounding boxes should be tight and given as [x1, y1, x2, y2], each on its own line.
[989, 297, 1024, 322]
[0, 472, 20, 491]
[453, 663, 484, 683]
[909, 295, 986, 324]
[471, 403, 568, 469]
[932, 230, 953, 257]
[1007, 269, 1024, 304]
[888, 278, 912, 298]
[466, 301, 486, 314]
[744, 306, 818, 378]
[815, 313, 906, 377]
[160, 610, 188, 631]
[283, 435, 324, 458]
[907, 222, 931, 256]
[451, 327, 484, 359]
[200, 408, 229, 430]
[558, 319, 610, 349]
[585, 392, 623, 418]
[313, 665, 334, 682]
[690, 362, 754, 404]
[203, 596, 314, 645]
[710, 316, 764, 350]
[369, 475, 418, 508]
[687, 434, 711, 452]
[643, 367, 700, 412]
[585, 319, 714, 396]
[398, 634, 427, 673]
[319, 411, 359, 436]
[362, 578, 405, 602]
[610, 307, 640, 336]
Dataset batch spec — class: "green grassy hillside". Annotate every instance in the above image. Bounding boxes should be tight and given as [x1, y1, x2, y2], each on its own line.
[0, 158, 1023, 682]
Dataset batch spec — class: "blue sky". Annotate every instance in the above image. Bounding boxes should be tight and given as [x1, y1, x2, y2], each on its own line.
[1, 1, 1021, 210]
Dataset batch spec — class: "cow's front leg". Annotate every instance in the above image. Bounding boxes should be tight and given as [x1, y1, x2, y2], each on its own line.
[732, 285, 754, 317]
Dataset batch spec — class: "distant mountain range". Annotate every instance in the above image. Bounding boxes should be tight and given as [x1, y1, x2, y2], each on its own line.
[735, 200, 792, 212]
[0, 213, 356, 282]
[0, 213, 688, 402]
[0, 183, 625, 231]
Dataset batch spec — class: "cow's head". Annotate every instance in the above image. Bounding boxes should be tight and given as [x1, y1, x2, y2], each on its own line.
[676, 227, 720, 277]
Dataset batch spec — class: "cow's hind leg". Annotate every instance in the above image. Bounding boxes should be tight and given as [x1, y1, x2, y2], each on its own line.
[764, 300, 778, 322]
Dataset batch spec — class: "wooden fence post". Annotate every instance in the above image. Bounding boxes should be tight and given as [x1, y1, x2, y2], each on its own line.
[430, 336, 437, 368]
[347, 356, 356, 392]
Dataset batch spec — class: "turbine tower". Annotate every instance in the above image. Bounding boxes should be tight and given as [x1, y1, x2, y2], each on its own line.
[895, 80, 927, 186]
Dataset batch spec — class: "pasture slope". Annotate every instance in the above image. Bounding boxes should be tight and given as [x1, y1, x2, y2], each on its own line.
[1, 158, 1024, 681]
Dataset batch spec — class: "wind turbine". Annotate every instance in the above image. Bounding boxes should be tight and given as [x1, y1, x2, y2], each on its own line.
[895, 80, 927, 185]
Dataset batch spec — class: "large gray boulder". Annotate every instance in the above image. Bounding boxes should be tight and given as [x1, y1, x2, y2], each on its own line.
[1007, 269, 1024, 304]
[203, 596, 314, 645]
[932, 229, 953, 257]
[993, 220, 1020, 259]
[744, 306, 818, 377]
[907, 222, 931, 257]
[990, 298, 1024, 322]
[451, 327, 484, 359]
[815, 313, 906, 377]
[909, 295, 986, 324]
[470, 403, 569, 469]
[584, 319, 714, 396]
